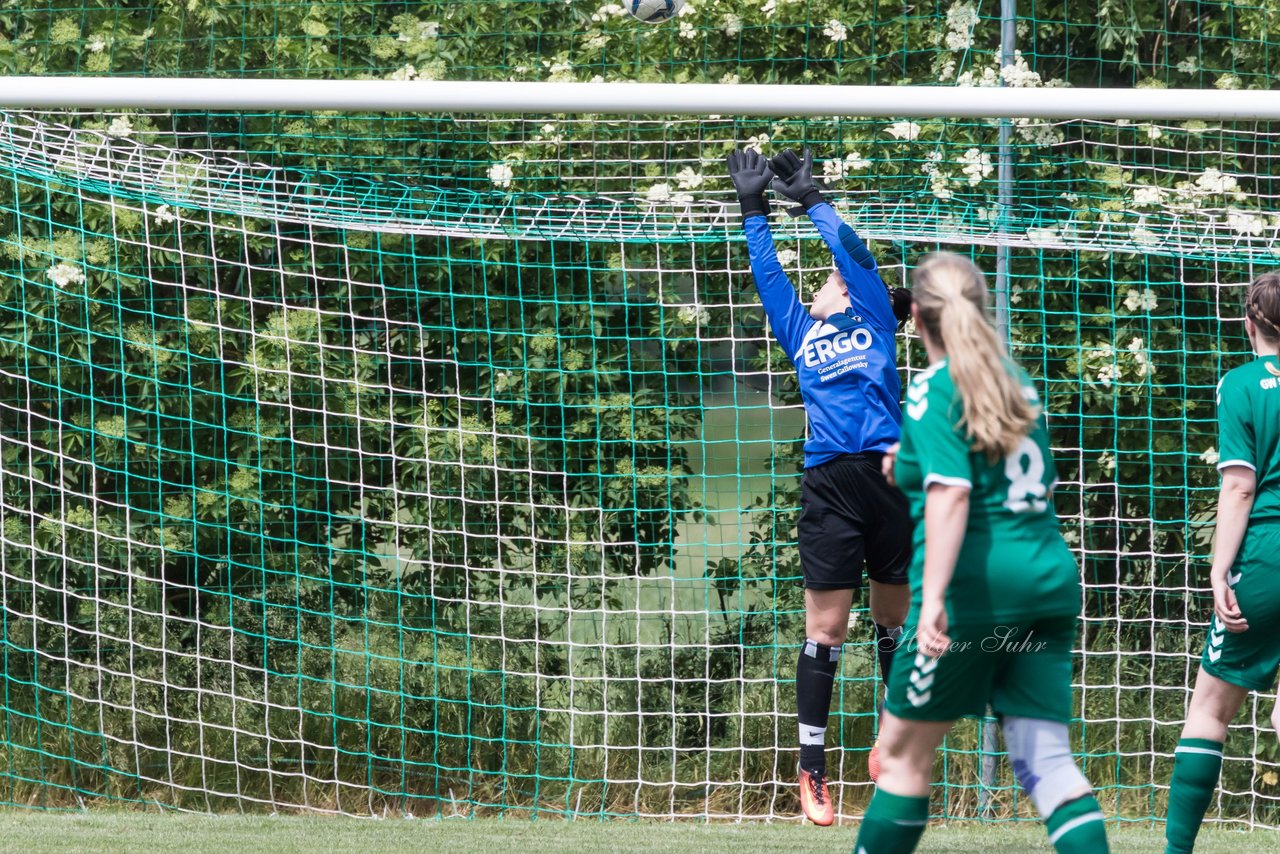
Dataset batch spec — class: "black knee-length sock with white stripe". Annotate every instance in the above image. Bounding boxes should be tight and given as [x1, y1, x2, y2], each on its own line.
[796, 638, 841, 775]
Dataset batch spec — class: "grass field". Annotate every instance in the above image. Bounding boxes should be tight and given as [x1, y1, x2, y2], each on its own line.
[1, 813, 1278, 853]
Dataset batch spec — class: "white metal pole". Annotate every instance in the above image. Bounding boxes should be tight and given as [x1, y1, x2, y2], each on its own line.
[980, 0, 1017, 822]
[1, 76, 1280, 120]
[994, 1, 1016, 344]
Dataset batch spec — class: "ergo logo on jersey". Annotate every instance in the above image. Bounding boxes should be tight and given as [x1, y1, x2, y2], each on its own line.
[801, 328, 873, 368]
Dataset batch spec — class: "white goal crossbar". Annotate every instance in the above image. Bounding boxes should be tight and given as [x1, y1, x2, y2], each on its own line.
[1, 76, 1279, 120]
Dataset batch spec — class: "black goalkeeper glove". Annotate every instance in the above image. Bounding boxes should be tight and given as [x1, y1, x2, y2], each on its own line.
[769, 147, 826, 214]
[726, 148, 773, 222]
[890, 287, 913, 326]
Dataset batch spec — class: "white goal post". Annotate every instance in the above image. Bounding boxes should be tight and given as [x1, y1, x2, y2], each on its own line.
[1, 76, 1279, 120]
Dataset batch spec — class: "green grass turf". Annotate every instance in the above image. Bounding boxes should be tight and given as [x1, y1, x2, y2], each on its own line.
[0, 813, 1278, 853]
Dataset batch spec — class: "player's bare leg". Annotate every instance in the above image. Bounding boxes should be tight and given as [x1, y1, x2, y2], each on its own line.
[867, 579, 909, 781]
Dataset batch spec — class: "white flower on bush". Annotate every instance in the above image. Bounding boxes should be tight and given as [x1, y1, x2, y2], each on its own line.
[678, 20, 696, 39]
[958, 148, 992, 186]
[153, 205, 177, 225]
[1177, 57, 1200, 75]
[1027, 227, 1058, 245]
[956, 65, 1001, 87]
[389, 64, 417, 81]
[584, 33, 609, 50]
[397, 19, 440, 42]
[675, 167, 704, 190]
[591, 4, 626, 21]
[761, 0, 776, 17]
[537, 123, 565, 144]
[646, 183, 672, 203]
[1200, 446, 1220, 466]
[1128, 337, 1154, 378]
[677, 305, 711, 326]
[47, 262, 85, 288]
[1131, 224, 1158, 247]
[822, 152, 870, 182]
[87, 36, 106, 53]
[944, 2, 979, 51]
[1132, 186, 1166, 207]
[745, 133, 769, 153]
[1124, 288, 1158, 312]
[885, 121, 921, 140]
[1014, 118, 1064, 147]
[1088, 343, 1118, 388]
[847, 151, 871, 171]
[107, 115, 133, 138]
[1195, 168, 1241, 197]
[1098, 452, 1116, 473]
[920, 151, 952, 200]
[1142, 124, 1163, 140]
[775, 248, 798, 266]
[1215, 73, 1242, 90]
[722, 13, 743, 36]
[1001, 51, 1042, 87]
[1228, 209, 1265, 237]
[823, 19, 848, 42]
[488, 162, 514, 189]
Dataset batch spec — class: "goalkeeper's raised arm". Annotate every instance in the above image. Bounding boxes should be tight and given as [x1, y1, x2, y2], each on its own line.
[769, 147, 908, 332]
[725, 145, 912, 828]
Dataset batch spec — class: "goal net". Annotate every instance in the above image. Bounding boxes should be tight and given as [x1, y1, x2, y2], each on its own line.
[1, 0, 1279, 828]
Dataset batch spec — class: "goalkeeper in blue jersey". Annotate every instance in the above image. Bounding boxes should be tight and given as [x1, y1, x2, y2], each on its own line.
[726, 146, 912, 826]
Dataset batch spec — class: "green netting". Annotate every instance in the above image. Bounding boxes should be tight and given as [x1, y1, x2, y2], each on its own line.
[0, 0, 1279, 830]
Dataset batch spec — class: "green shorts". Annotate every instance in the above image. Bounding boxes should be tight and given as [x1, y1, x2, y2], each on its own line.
[885, 614, 1078, 723]
[1201, 526, 1280, 691]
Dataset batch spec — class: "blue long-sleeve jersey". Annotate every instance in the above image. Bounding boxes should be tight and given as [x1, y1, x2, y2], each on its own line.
[744, 202, 902, 468]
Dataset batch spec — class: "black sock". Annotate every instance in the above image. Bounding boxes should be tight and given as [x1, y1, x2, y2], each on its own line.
[797, 638, 842, 775]
[874, 623, 903, 690]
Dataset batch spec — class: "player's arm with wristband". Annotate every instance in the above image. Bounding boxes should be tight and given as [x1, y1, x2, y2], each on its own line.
[726, 148, 812, 357]
[770, 147, 910, 330]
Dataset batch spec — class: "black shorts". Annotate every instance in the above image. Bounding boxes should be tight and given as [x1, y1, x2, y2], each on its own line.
[797, 452, 912, 591]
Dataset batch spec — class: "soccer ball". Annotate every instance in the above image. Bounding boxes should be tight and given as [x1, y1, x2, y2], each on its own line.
[627, 0, 685, 23]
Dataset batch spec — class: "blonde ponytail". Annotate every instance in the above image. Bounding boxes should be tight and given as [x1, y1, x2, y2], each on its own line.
[911, 252, 1037, 460]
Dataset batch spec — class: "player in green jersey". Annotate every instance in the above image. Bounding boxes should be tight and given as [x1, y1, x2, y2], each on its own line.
[853, 253, 1108, 854]
[1165, 273, 1280, 854]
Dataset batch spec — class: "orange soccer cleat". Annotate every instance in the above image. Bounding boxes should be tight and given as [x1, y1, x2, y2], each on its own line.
[868, 739, 882, 783]
[798, 767, 835, 826]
